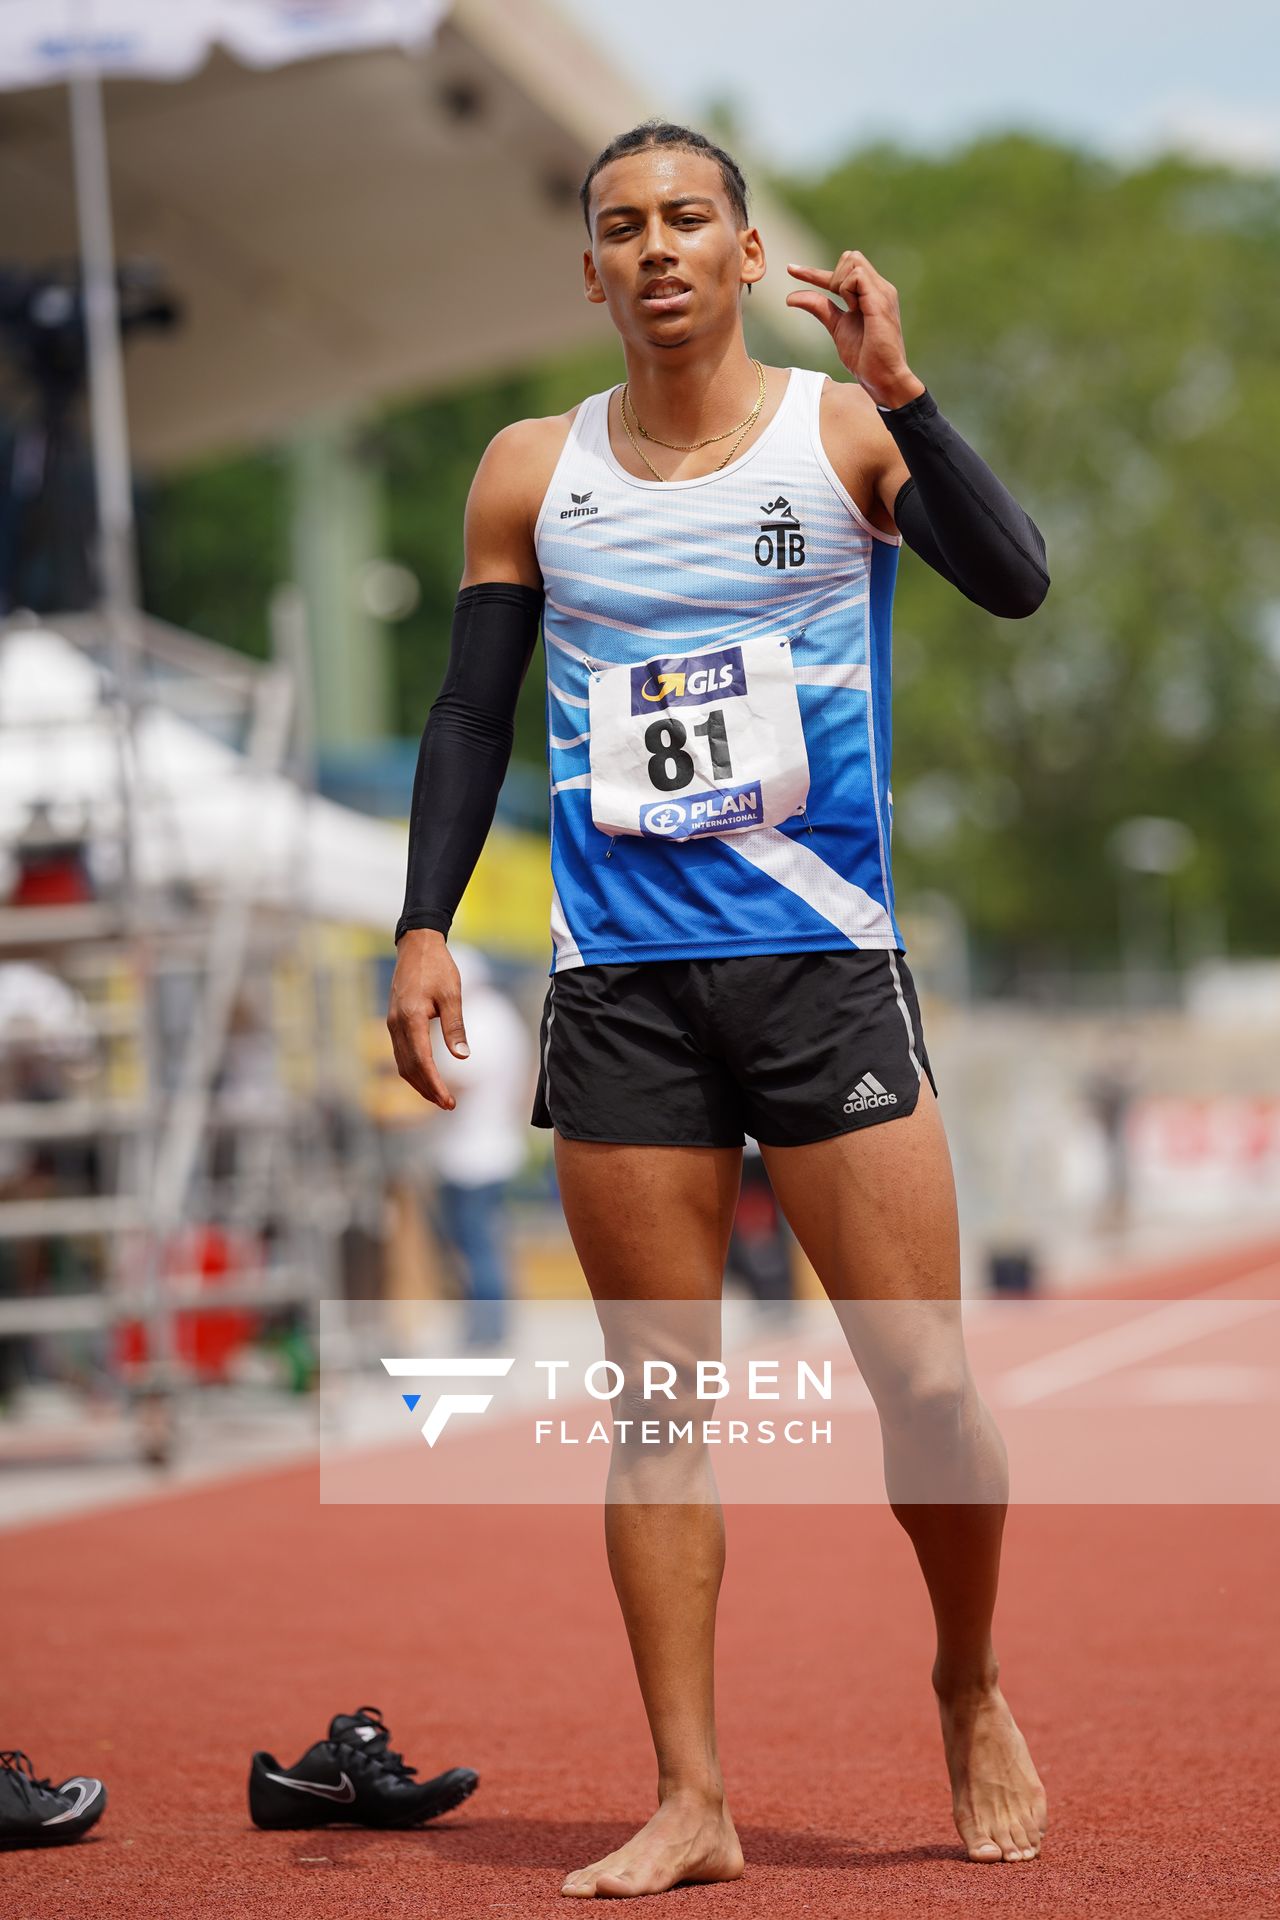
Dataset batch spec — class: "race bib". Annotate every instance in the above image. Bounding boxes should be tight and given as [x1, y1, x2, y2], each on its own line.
[587, 632, 810, 842]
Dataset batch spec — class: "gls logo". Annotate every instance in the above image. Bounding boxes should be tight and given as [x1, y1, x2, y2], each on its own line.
[755, 495, 805, 570]
[560, 489, 599, 520]
[382, 1356, 514, 1446]
[630, 645, 747, 716]
[638, 664, 736, 705]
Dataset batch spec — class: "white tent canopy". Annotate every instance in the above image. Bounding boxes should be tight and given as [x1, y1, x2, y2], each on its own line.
[0, 0, 827, 467]
[0, 625, 408, 931]
[0, 1, 443, 90]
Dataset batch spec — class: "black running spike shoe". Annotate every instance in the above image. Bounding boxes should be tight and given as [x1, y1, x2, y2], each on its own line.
[249, 1705, 478, 1830]
[0, 1750, 107, 1847]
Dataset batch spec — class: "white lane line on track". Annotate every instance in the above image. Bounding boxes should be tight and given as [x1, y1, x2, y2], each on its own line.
[1102, 1364, 1280, 1405]
[998, 1272, 1280, 1407]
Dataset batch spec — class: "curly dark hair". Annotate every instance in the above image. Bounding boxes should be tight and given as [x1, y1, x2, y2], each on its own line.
[579, 120, 750, 233]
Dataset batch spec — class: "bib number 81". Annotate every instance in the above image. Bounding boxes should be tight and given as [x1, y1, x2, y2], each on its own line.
[644, 710, 733, 792]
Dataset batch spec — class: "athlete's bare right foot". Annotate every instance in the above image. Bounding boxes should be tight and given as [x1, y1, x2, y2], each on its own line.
[936, 1676, 1048, 1864]
[561, 1788, 744, 1898]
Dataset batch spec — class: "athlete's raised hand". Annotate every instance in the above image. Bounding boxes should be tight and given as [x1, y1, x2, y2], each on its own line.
[387, 929, 470, 1110]
[786, 253, 924, 411]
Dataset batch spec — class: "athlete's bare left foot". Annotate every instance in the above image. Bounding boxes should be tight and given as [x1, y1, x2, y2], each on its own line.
[936, 1675, 1047, 1864]
[561, 1788, 744, 1898]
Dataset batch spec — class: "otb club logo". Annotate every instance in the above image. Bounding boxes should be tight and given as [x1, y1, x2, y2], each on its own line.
[755, 495, 805, 570]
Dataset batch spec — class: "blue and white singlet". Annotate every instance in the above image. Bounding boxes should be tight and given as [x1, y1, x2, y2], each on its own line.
[532, 366, 904, 973]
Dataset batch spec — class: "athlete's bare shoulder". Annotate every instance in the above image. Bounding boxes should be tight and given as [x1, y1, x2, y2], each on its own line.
[816, 377, 903, 535]
[819, 373, 886, 434]
[486, 407, 579, 487]
[462, 405, 580, 587]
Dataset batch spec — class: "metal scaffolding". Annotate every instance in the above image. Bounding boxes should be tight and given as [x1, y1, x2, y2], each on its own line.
[0, 606, 366, 1461]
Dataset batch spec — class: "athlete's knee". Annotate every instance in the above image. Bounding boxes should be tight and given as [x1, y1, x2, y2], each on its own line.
[599, 1369, 713, 1503]
[870, 1357, 975, 1435]
[610, 1379, 703, 1451]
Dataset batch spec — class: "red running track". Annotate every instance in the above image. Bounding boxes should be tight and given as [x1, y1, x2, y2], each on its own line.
[8, 1231, 1280, 1918]
[6, 1465, 1280, 1918]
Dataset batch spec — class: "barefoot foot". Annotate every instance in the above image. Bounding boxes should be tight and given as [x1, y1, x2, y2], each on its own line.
[937, 1677, 1047, 1864]
[561, 1790, 744, 1898]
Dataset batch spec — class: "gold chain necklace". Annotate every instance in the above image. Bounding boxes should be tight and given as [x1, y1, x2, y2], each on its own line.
[619, 361, 766, 482]
[629, 360, 766, 449]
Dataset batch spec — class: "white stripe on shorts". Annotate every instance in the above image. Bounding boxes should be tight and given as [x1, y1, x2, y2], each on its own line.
[886, 950, 924, 1082]
[540, 976, 558, 1123]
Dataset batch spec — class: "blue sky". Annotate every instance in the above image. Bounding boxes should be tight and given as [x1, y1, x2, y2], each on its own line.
[556, 0, 1280, 174]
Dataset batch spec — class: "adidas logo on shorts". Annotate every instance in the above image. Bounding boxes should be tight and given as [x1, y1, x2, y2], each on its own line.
[844, 1071, 898, 1114]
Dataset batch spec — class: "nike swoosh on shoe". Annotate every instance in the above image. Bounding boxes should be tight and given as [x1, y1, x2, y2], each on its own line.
[42, 1780, 104, 1826]
[262, 1771, 355, 1802]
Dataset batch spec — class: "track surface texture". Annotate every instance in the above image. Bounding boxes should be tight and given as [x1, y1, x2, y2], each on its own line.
[7, 1242, 1280, 1918]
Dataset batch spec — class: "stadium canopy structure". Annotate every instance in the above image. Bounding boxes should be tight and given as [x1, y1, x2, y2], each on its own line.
[0, 0, 829, 470]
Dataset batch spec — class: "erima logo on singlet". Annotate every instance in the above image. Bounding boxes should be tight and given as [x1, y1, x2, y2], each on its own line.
[631, 645, 746, 716]
[756, 495, 805, 570]
[560, 489, 599, 519]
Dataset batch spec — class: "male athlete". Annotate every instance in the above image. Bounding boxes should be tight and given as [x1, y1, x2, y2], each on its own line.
[389, 122, 1050, 1897]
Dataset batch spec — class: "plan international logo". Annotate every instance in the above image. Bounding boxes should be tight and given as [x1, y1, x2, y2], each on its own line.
[640, 787, 764, 837]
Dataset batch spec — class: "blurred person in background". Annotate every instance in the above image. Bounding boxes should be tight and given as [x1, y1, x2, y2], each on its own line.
[389, 120, 1049, 1895]
[426, 945, 532, 1349]
[724, 1138, 794, 1316]
[1084, 1038, 1139, 1238]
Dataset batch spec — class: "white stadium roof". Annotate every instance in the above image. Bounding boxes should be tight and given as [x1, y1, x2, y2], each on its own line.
[0, 0, 829, 467]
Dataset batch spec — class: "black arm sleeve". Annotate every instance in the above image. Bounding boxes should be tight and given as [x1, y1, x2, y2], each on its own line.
[881, 388, 1050, 619]
[394, 582, 543, 945]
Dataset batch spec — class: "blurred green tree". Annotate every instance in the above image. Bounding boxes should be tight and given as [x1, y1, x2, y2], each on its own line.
[140, 450, 288, 662]
[783, 137, 1280, 970]
[373, 346, 620, 768]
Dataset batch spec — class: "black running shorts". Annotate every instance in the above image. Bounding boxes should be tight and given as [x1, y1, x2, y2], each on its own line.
[531, 950, 936, 1148]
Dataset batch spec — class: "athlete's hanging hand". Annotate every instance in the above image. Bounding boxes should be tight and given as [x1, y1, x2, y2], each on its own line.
[786, 253, 925, 411]
[387, 929, 470, 1110]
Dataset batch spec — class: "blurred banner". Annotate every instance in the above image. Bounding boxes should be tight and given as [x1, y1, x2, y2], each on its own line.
[0, 0, 445, 88]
